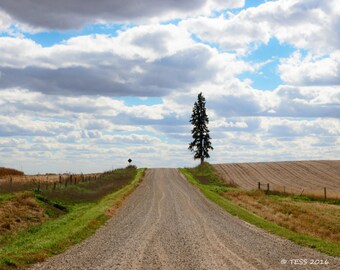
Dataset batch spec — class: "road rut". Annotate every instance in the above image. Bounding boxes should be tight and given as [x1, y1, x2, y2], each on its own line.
[31, 169, 339, 269]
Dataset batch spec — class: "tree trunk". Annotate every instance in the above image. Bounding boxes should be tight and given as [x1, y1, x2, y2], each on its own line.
[200, 156, 204, 165]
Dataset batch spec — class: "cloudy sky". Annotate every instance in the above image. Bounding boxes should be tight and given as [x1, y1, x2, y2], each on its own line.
[0, 0, 339, 174]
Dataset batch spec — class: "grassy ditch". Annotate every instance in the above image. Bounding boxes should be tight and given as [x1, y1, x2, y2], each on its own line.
[180, 164, 340, 257]
[0, 166, 145, 269]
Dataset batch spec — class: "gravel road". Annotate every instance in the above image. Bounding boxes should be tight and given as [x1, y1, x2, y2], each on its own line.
[30, 169, 339, 270]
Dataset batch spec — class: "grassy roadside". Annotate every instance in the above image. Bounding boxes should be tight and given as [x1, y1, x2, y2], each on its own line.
[0, 168, 145, 269]
[180, 165, 340, 257]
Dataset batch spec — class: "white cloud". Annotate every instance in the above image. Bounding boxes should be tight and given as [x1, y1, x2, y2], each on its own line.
[279, 51, 340, 86]
[181, 0, 340, 54]
[0, 9, 11, 32]
[0, 115, 74, 137]
[180, 14, 270, 54]
[0, 27, 252, 97]
[261, 118, 340, 137]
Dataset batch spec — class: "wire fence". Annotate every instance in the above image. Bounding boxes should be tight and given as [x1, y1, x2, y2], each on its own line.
[257, 182, 340, 200]
[0, 174, 101, 194]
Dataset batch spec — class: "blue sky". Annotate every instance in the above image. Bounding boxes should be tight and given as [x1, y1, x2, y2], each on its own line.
[0, 0, 339, 174]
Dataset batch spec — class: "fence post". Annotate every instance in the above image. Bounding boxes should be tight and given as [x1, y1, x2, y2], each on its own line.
[37, 182, 40, 192]
[70, 175, 73, 185]
[9, 176, 13, 192]
[267, 183, 270, 193]
[324, 187, 327, 200]
[258, 182, 261, 190]
[53, 182, 56, 190]
[59, 175, 62, 184]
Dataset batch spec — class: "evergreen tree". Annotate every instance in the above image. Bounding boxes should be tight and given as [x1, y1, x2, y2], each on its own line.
[189, 92, 213, 164]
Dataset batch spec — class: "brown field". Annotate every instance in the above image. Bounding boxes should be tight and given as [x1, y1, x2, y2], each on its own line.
[213, 160, 340, 199]
[0, 167, 24, 177]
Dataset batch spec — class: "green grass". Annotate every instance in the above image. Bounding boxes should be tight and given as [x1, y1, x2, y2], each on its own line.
[289, 194, 340, 205]
[185, 162, 225, 186]
[180, 167, 340, 257]
[0, 194, 14, 202]
[0, 168, 145, 269]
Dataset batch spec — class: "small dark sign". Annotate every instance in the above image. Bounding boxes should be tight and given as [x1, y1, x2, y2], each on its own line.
[128, 158, 132, 164]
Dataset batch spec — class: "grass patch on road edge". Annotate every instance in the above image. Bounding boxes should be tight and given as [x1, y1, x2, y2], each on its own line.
[179, 168, 339, 257]
[0, 168, 146, 269]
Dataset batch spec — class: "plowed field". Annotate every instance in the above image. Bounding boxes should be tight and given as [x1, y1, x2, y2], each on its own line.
[213, 160, 340, 199]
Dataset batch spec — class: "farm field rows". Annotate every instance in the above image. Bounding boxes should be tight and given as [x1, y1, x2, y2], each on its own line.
[213, 160, 340, 199]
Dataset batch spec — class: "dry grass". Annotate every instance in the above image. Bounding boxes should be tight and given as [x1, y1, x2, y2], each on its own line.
[104, 169, 146, 217]
[0, 173, 102, 194]
[0, 173, 101, 183]
[0, 192, 46, 236]
[222, 190, 340, 244]
[40, 167, 136, 203]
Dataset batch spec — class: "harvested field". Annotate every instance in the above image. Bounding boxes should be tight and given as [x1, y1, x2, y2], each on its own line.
[213, 160, 340, 199]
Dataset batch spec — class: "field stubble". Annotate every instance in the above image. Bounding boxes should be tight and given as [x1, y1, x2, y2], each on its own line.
[214, 160, 340, 199]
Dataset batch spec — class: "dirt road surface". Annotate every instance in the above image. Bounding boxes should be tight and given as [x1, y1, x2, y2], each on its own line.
[31, 169, 339, 270]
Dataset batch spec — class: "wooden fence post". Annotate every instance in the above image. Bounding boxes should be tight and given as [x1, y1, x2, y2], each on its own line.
[9, 176, 13, 192]
[53, 182, 56, 190]
[258, 182, 261, 190]
[70, 175, 73, 185]
[267, 183, 270, 193]
[324, 187, 327, 200]
[37, 182, 40, 192]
